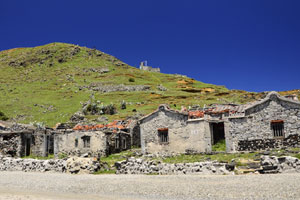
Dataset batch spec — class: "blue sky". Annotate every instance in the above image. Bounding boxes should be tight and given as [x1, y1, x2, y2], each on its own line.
[1, 0, 300, 92]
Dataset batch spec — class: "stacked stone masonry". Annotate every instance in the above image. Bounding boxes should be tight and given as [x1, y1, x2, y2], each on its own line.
[0, 156, 100, 174]
[115, 157, 232, 175]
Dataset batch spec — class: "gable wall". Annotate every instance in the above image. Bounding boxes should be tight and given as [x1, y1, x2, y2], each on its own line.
[54, 131, 107, 158]
[228, 98, 300, 152]
[140, 110, 210, 154]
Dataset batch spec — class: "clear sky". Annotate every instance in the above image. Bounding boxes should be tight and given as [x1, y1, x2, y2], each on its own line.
[1, 0, 300, 92]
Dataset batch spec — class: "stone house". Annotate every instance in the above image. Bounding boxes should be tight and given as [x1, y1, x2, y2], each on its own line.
[139, 105, 211, 155]
[0, 122, 54, 157]
[55, 120, 133, 158]
[0, 120, 133, 159]
[139, 92, 300, 154]
[227, 91, 300, 152]
[54, 130, 107, 158]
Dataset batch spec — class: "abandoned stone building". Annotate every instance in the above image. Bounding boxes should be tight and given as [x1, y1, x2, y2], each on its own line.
[139, 105, 211, 154]
[1, 92, 299, 158]
[139, 92, 300, 154]
[60, 120, 133, 157]
[0, 121, 54, 157]
[0, 120, 134, 158]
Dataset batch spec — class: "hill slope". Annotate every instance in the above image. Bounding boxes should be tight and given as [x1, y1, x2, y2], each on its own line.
[0, 43, 298, 126]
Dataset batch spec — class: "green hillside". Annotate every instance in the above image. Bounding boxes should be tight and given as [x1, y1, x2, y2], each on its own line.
[0, 43, 282, 127]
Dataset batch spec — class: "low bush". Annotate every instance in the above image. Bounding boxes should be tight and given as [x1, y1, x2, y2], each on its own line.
[0, 111, 8, 121]
[128, 78, 135, 82]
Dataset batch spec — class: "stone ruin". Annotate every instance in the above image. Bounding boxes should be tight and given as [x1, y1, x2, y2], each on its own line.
[139, 61, 160, 72]
[139, 92, 300, 155]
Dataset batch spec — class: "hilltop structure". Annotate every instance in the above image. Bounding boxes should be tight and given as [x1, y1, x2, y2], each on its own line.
[139, 61, 160, 72]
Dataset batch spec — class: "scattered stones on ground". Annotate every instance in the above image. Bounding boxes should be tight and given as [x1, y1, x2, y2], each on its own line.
[79, 83, 150, 93]
[157, 84, 167, 91]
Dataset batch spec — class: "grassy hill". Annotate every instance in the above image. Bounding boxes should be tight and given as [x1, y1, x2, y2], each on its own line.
[0, 43, 298, 127]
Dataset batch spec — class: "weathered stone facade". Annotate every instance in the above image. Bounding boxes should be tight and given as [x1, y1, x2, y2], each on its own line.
[0, 120, 133, 159]
[54, 130, 107, 158]
[139, 92, 300, 154]
[105, 131, 131, 155]
[227, 92, 300, 152]
[0, 122, 55, 158]
[139, 105, 212, 154]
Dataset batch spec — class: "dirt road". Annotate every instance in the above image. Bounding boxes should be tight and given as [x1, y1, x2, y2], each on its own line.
[0, 171, 300, 200]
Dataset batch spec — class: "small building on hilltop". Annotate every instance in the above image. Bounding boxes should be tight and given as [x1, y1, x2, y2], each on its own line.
[139, 61, 160, 73]
[139, 92, 300, 154]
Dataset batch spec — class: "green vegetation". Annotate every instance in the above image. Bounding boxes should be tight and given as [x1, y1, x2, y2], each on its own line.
[0, 111, 8, 121]
[159, 152, 258, 164]
[128, 77, 135, 82]
[93, 169, 116, 175]
[0, 42, 297, 126]
[22, 154, 54, 160]
[94, 149, 139, 174]
[58, 153, 68, 159]
[212, 139, 226, 152]
[294, 154, 300, 159]
[100, 149, 136, 167]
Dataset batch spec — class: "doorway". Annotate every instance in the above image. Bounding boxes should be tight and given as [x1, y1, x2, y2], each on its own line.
[210, 122, 225, 151]
[45, 135, 54, 156]
[25, 137, 31, 156]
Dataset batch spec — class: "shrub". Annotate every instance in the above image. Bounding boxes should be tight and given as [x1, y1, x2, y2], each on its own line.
[58, 153, 68, 159]
[128, 78, 135, 82]
[0, 111, 8, 121]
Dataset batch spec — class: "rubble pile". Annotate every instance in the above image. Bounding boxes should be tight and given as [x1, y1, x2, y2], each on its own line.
[260, 155, 300, 174]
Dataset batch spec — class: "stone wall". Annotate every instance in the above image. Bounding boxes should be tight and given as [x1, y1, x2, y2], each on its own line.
[140, 105, 212, 154]
[130, 121, 141, 147]
[141, 107, 212, 154]
[238, 134, 300, 151]
[115, 157, 232, 175]
[185, 119, 212, 153]
[228, 98, 300, 152]
[140, 109, 188, 154]
[140, 66, 160, 73]
[31, 130, 55, 157]
[0, 133, 22, 157]
[105, 132, 131, 155]
[0, 156, 100, 174]
[0, 129, 56, 158]
[54, 130, 107, 158]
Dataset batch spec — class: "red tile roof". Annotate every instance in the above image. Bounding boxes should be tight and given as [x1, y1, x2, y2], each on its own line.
[188, 110, 204, 119]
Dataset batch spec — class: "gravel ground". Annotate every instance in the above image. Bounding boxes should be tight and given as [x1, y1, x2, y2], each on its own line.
[0, 172, 300, 200]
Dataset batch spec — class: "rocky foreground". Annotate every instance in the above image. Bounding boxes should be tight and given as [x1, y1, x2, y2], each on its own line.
[0, 172, 300, 200]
